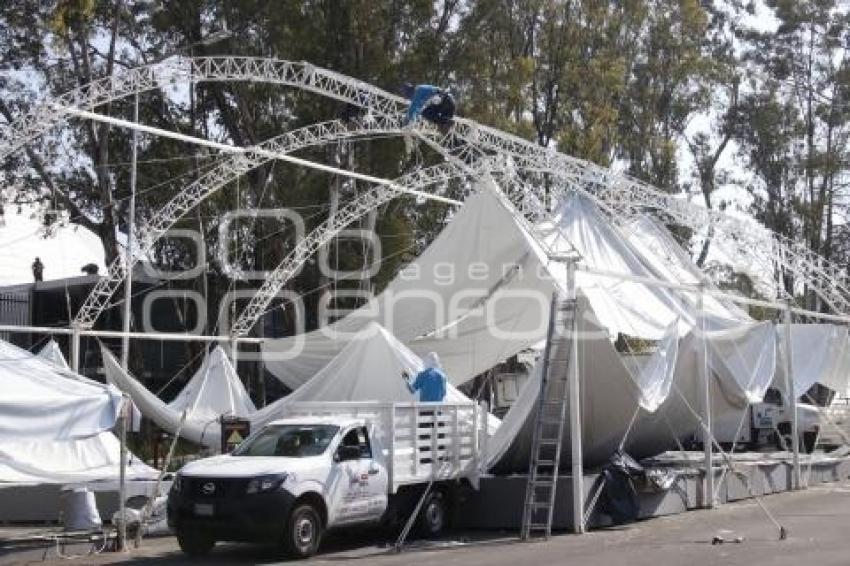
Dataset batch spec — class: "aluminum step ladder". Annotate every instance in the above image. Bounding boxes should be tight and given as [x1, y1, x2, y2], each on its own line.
[520, 294, 576, 540]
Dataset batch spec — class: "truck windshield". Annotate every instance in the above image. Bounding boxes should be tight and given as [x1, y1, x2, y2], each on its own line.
[232, 424, 339, 457]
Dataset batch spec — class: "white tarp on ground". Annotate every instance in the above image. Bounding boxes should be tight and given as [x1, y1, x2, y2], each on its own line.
[252, 322, 499, 431]
[0, 432, 157, 484]
[37, 339, 70, 369]
[0, 339, 122, 441]
[102, 346, 255, 448]
[776, 324, 850, 398]
[263, 179, 556, 388]
[486, 295, 681, 471]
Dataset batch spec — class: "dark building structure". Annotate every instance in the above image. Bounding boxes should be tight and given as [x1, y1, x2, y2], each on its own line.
[0, 269, 198, 391]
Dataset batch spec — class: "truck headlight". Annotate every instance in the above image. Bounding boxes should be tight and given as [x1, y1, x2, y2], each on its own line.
[246, 473, 288, 494]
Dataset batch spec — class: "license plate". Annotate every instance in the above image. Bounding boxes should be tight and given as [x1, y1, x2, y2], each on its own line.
[194, 503, 214, 516]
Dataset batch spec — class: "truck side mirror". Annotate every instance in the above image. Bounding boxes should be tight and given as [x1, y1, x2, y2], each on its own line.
[335, 445, 361, 462]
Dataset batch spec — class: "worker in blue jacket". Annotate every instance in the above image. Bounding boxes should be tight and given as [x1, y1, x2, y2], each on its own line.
[401, 83, 456, 126]
[404, 352, 448, 402]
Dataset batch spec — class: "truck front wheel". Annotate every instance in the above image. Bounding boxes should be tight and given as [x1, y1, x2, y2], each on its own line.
[176, 528, 215, 556]
[283, 503, 323, 559]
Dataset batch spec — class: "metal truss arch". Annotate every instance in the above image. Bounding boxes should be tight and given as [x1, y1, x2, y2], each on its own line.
[229, 163, 467, 337]
[4, 55, 848, 316]
[72, 117, 413, 328]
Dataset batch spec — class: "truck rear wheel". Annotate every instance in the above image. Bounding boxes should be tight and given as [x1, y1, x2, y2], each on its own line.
[283, 503, 323, 559]
[802, 431, 818, 453]
[176, 528, 215, 556]
[418, 490, 448, 537]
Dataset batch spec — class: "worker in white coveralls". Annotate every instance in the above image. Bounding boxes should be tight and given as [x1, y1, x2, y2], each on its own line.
[404, 352, 448, 402]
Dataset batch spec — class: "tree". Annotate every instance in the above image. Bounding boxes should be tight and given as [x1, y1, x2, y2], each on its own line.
[735, 0, 850, 303]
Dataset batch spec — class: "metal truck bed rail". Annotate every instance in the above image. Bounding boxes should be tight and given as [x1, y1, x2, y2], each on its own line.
[275, 401, 486, 492]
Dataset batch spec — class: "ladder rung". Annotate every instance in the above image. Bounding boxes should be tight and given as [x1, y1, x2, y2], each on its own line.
[526, 523, 551, 530]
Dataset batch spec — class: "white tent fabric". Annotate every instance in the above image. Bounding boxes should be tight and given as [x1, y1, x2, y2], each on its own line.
[0, 432, 157, 484]
[253, 322, 499, 432]
[623, 215, 751, 324]
[486, 295, 681, 471]
[538, 193, 743, 339]
[264, 179, 557, 388]
[776, 324, 850, 398]
[633, 321, 777, 451]
[0, 339, 155, 484]
[166, 347, 256, 422]
[264, 187, 749, 390]
[705, 320, 776, 407]
[37, 339, 70, 369]
[102, 346, 255, 448]
[634, 321, 680, 412]
[0, 339, 122, 441]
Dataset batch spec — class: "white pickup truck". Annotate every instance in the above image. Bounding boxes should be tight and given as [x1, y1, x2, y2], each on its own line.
[712, 388, 822, 452]
[167, 401, 486, 558]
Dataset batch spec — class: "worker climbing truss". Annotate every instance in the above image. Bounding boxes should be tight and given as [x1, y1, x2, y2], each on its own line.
[2, 56, 849, 331]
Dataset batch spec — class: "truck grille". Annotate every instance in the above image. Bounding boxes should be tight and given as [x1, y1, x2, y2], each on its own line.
[185, 477, 246, 499]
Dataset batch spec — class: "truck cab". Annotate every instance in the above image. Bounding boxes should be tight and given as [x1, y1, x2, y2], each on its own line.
[167, 402, 485, 559]
[752, 391, 821, 452]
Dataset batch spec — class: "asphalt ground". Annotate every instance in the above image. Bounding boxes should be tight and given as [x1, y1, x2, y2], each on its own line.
[4, 480, 850, 565]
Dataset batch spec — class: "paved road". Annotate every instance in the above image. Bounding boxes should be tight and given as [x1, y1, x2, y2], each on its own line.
[9, 481, 850, 565]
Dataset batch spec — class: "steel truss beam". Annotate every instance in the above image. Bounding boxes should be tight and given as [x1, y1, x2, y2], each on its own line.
[229, 163, 465, 336]
[2, 55, 848, 317]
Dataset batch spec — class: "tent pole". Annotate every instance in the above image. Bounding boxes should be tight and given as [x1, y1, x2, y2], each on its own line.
[567, 257, 585, 533]
[698, 284, 714, 508]
[56, 104, 461, 206]
[121, 93, 139, 371]
[70, 324, 81, 372]
[230, 338, 239, 370]
[118, 395, 128, 551]
[784, 299, 801, 489]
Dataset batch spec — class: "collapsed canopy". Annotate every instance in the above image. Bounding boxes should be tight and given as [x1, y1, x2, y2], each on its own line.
[0, 431, 157, 484]
[486, 294, 681, 472]
[776, 324, 850, 398]
[263, 179, 556, 388]
[264, 183, 759, 395]
[37, 339, 70, 369]
[0, 339, 155, 484]
[705, 320, 777, 407]
[622, 215, 751, 325]
[539, 193, 747, 339]
[102, 345, 255, 447]
[0, 339, 121, 442]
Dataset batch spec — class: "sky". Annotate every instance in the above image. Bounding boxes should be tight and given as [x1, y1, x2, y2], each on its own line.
[0, 204, 105, 286]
